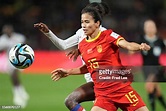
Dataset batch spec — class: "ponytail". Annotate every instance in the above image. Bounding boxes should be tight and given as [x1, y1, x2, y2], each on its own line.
[85, 2, 110, 18]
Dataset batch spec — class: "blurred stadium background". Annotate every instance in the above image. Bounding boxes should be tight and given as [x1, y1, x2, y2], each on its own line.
[0, 0, 166, 111]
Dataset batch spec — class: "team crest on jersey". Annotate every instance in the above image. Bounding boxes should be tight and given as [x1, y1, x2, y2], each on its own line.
[87, 48, 93, 54]
[97, 45, 102, 53]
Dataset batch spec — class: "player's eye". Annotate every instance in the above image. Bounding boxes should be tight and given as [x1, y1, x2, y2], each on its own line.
[85, 20, 90, 23]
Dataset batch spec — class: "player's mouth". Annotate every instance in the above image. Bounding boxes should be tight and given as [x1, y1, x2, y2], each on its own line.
[83, 29, 88, 33]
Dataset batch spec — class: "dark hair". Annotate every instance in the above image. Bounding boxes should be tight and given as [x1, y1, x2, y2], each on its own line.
[81, 7, 102, 25]
[85, 2, 110, 18]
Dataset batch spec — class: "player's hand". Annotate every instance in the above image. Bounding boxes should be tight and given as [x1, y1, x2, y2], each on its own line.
[51, 68, 69, 81]
[140, 43, 151, 51]
[67, 49, 80, 62]
[34, 22, 49, 33]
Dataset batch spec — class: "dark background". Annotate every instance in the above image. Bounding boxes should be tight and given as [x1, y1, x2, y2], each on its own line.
[0, 0, 166, 50]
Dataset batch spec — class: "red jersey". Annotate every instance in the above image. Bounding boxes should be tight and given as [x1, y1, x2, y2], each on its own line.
[79, 29, 133, 102]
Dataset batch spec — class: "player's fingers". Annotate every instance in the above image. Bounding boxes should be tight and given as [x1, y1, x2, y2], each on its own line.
[51, 70, 60, 77]
[54, 76, 61, 81]
[51, 69, 60, 74]
[52, 75, 61, 81]
[69, 53, 75, 60]
[140, 43, 145, 49]
[39, 22, 45, 25]
[141, 43, 150, 51]
[34, 24, 43, 30]
[66, 50, 73, 55]
[73, 54, 78, 61]
[51, 73, 58, 79]
[66, 51, 74, 57]
[69, 52, 76, 60]
[41, 23, 46, 27]
[34, 24, 40, 28]
[34, 23, 42, 27]
[51, 69, 64, 77]
[51, 71, 60, 77]
[145, 44, 151, 50]
[51, 73, 56, 78]
[34, 22, 43, 27]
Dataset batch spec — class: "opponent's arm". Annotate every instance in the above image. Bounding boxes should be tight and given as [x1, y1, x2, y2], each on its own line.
[118, 39, 150, 51]
[51, 64, 88, 81]
[34, 23, 79, 50]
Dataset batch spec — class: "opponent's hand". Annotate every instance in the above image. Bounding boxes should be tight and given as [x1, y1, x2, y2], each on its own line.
[140, 43, 151, 51]
[67, 49, 80, 62]
[34, 22, 49, 33]
[51, 68, 69, 81]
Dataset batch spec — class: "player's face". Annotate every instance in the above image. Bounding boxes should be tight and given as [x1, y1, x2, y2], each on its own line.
[81, 13, 99, 36]
[2, 25, 13, 36]
[144, 20, 157, 37]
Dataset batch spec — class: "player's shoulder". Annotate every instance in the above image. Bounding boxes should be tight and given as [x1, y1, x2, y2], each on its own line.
[102, 29, 113, 34]
[99, 26, 107, 31]
[0, 34, 6, 38]
[12, 33, 26, 42]
[157, 36, 165, 46]
[13, 32, 25, 37]
[0, 34, 8, 42]
[102, 29, 120, 39]
[157, 36, 164, 42]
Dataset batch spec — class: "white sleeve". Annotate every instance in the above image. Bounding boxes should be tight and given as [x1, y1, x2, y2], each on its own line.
[44, 30, 79, 50]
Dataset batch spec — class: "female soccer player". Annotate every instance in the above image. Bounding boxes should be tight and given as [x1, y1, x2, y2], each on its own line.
[34, 2, 109, 111]
[51, 6, 151, 111]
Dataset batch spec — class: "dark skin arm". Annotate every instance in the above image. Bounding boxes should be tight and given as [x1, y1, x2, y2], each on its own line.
[51, 64, 88, 81]
[34, 23, 49, 33]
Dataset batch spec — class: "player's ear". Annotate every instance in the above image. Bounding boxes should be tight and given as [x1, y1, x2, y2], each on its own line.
[96, 21, 100, 28]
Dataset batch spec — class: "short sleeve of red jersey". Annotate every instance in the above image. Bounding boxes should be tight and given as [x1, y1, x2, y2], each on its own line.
[106, 30, 124, 47]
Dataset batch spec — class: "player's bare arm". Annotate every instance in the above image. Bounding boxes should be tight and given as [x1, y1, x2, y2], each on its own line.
[51, 64, 88, 81]
[118, 39, 150, 51]
[34, 23, 49, 33]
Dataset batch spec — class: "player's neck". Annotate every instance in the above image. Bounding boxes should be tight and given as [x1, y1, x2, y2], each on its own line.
[88, 29, 100, 40]
[145, 33, 156, 38]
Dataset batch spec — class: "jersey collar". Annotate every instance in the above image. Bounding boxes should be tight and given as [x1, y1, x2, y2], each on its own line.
[85, 31, 101, 42]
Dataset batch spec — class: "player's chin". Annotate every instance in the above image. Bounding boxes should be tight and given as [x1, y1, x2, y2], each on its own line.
[84, 31, 90, 36]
